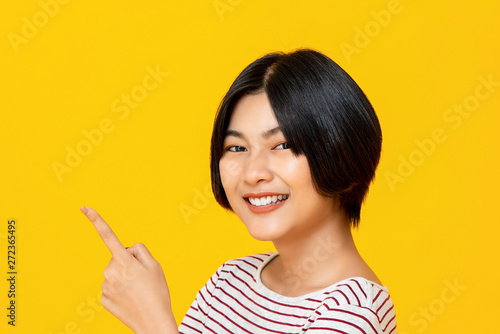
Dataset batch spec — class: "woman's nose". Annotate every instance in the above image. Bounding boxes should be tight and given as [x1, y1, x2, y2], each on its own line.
[242, 151, 274, 185]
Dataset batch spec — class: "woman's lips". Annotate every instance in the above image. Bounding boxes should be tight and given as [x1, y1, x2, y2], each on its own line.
[243, 192, 289, 214]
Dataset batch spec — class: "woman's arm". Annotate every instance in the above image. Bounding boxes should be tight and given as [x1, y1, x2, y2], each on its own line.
[81, 206, 179, 334]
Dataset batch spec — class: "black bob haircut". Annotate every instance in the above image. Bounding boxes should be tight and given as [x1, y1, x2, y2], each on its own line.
[210, 48, 382, 228]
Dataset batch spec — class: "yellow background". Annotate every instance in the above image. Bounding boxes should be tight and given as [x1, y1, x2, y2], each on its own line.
[1, 0, 499, 333]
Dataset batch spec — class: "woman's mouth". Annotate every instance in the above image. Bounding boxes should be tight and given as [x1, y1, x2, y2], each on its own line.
[246, 194, 289, 206]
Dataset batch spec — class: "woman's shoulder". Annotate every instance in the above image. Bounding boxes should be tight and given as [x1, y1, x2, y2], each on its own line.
[212, 252, 276, 282]
[221, 252, 277, 271]
[320, 277, 392, 307]
[317, 277, 396, 333]
[316, 277, 395, 327]
[199, 253, 275, 294]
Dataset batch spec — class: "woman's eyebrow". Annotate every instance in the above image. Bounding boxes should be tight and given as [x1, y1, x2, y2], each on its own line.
[261, 126, 281, 139]
[225, 129, 245, 139]
[225, 126, 281, 140]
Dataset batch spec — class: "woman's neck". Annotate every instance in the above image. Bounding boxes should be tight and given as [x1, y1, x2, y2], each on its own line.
[263, 211, 378, 296]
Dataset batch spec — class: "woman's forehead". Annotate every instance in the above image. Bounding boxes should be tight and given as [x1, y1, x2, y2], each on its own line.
[227, 93, 280, 135]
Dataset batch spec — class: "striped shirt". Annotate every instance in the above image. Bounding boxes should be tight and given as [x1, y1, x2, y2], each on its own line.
[179, 252, 397, 334]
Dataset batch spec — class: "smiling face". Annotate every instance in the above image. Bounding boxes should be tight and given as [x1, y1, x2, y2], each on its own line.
[219, 92, 339, 242]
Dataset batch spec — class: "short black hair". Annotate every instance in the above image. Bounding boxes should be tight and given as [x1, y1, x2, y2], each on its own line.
[210, 48, 382, 227]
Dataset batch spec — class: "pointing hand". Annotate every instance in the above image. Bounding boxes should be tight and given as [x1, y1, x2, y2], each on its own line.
[81, 206, 178, 334]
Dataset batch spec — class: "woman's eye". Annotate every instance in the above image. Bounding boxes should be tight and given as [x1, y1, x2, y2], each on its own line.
[274, 142, 290, 150]
[227, 146, 246, 152]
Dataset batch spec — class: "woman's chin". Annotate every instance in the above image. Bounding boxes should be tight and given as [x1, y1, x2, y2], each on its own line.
[244, 224, 284, 242]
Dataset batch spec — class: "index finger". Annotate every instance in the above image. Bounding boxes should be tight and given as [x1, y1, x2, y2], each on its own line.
[80, 206, 131, 261]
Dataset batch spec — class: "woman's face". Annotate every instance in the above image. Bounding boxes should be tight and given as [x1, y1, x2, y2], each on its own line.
[219, 92, 338, 242]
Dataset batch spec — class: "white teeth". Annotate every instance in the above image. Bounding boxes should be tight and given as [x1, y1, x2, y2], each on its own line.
[247, 194, 289, 206]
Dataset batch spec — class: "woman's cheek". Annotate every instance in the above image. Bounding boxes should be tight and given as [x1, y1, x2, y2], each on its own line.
[220, 158, 243, 188]
[275, 153, 309, 177]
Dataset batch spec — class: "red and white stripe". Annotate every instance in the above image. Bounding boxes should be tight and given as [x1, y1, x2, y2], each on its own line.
[179, 253, 397, 334]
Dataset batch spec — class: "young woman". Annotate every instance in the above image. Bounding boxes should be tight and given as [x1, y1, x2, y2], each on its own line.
[81, 48, 397, 333]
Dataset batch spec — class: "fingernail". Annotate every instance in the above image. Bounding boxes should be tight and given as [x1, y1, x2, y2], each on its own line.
[80, 206, 89, 216]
